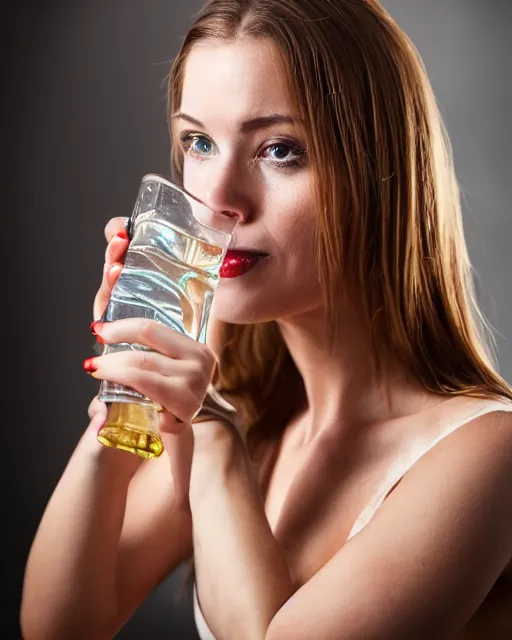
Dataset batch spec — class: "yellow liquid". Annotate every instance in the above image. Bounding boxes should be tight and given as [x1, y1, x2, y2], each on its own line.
[97, 403, 164, 460]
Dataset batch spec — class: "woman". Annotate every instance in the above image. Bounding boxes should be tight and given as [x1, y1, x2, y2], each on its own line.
[21, 1, 512, 638]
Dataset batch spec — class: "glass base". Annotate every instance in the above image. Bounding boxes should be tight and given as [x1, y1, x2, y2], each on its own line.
[97, 402, 164, 460]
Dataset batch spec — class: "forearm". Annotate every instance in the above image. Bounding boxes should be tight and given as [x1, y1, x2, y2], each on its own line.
[189, 425, 293, 640]
[21, 425, 142, 639]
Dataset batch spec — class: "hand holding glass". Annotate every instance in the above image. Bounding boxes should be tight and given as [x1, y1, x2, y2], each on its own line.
[96, 174, 237, 459]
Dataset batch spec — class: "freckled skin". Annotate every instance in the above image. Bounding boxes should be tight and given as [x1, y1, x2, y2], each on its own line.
[175, 39, 321, 326]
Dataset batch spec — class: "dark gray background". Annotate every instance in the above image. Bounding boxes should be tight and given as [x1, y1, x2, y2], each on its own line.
[8, 1, 511, 638]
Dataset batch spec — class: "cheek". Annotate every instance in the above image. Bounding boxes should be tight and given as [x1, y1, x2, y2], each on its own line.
[181, 159, 209, 200]
[269, 193, 317, 263]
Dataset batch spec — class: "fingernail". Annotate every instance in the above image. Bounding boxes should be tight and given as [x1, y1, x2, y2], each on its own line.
[116, 228, 128, 240]
[89, 322, 104, 344]
[83, 358, 98, 374]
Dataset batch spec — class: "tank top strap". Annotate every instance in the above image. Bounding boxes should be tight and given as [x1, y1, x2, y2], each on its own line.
[347, 397, 512, 541]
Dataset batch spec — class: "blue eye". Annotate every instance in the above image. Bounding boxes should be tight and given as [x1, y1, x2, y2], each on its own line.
[268, 143, 292, 161]
[179, 132, 306, 168]
[264, 141, 305, 167]
[191, 136, 212, 155]
[181, 133, 214, 158]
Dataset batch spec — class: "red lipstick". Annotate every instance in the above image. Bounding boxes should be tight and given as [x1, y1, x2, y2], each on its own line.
[220, 249, 267, 278]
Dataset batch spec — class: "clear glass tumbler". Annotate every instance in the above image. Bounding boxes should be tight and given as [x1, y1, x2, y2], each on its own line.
[96, 174, 237, 459]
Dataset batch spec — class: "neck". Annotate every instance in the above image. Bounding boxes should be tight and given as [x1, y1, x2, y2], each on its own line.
[277, 306, 440, 443]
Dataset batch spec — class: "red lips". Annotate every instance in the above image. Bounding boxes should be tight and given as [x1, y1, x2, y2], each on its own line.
[220, 249, 267, 278]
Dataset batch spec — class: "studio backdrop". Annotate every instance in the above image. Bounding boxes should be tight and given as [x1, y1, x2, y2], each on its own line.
[9, 1, 511, 638]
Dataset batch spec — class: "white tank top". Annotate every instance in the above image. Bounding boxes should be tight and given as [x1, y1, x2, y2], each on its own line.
[193, 397, 512, 639]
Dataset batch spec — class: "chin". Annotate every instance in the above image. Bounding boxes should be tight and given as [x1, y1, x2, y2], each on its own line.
[210, 292, 272, 325]
[210, 284, 321, 326]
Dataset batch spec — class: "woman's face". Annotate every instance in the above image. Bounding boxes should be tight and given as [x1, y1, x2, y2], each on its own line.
[174, 37, 321, 325]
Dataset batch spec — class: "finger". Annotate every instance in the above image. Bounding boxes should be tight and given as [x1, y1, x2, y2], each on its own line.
[87, 403, 108, 433]
[104, 216, 129, 243]
[88, 348, 196, 378]
[105, 261, 124, 289]
[92, 223, 130, 321]
[85, 349, 209, 395]
[104, 229, 129, 267]
[93, 261, 124, 321]
[84, 354, 206, 423]
[87, 396, 107, 420]
[92, 318, 216, 369]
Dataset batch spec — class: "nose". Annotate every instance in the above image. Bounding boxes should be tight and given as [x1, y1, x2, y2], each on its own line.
[201, 159, 255, 225]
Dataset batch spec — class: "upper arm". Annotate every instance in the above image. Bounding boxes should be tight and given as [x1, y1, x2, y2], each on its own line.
[112, 453, 193, 632]
[267, 410, 512, 640]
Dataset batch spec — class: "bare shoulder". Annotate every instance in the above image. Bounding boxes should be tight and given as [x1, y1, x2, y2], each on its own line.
[266, 404, 512, 639]
[390, 403, 512, 559]
[419, 401, 512, 474]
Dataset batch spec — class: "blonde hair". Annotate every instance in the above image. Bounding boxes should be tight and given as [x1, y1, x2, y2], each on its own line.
[168, 0, 512, 455]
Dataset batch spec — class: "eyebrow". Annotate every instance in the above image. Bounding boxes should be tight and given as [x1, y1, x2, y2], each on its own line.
[172, 111, 299, 132]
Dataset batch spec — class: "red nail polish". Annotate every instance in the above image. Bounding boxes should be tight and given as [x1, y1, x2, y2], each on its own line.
[116, 228, 128, 240]
[89, 321, 104, 344]
[83, 358, 97, 373]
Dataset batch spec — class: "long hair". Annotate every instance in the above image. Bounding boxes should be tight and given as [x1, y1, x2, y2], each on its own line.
[168, 0, 512, 604]
[168, 0, 512, 454]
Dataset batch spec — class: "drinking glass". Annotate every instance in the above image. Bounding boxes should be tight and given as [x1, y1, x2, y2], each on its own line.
[96, 174, 237, 459]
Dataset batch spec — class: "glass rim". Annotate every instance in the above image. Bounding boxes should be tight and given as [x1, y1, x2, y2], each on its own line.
[138, 173, 237, 244]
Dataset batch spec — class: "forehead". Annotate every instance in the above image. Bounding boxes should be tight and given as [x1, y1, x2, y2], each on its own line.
[179, 38, 296, 120]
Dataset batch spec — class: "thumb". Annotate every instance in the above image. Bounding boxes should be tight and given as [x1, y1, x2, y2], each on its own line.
[87, 396, 108, 433]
